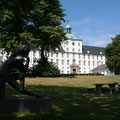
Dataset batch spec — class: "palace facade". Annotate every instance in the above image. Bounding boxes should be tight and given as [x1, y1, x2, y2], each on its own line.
[0, 23, 112, 75]
[29, 23, 109, 75]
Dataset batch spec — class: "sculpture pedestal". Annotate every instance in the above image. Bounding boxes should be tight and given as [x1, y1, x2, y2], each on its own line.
[0, 96, 52, 113]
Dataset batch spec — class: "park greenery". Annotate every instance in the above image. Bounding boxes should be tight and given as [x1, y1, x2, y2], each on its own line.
[0, 0, 66, 59]
[0, 0, 66, 75]
[1, 75, 120, 120]
[29, 58, 60, 77]
[105, 35, 120, 75]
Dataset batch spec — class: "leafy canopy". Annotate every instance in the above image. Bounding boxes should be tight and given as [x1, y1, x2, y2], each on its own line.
[104, 35, 120, 74]
[0, 0, 66, 56]
[0, 0, 35, 53]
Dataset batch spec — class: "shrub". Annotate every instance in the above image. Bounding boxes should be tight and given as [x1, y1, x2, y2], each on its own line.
[30, 58, 60, 77]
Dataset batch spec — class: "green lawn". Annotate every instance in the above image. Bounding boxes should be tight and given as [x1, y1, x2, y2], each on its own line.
[1, 75, 120, 120]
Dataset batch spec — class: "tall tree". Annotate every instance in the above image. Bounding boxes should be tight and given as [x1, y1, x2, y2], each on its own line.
[104, 35, 120, 75]
[30, 0, 66, 62]
[0, 0, 66, 60]
[0, 0, 35, 54]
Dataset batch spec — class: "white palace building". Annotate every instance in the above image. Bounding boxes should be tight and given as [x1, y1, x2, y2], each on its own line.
[29, 23, 111, 75]
[0, 23, 113, 75]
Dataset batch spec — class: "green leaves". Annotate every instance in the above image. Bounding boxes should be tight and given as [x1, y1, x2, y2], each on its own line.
[105, 35, 120, 74]
[0, 0, 66, 62]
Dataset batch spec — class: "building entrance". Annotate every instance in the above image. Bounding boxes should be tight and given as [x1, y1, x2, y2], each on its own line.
[73, 68, 76, 74]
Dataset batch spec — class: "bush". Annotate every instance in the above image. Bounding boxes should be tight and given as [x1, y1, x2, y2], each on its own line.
[29, 58, 60, 77]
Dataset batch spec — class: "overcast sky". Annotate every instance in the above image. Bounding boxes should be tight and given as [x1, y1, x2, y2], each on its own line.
[60, 0, 120, 47]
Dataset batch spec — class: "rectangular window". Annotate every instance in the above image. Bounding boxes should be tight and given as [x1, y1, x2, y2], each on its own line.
[67, 48, 69, 52]
[73, 48, 75, 52]
[51, 59, 53, 62]
[88, 61, 90, 66]
[67, 53, 69, 58]
[67, 60, 69, 65]
[62, 53, 64, 58]
[83, 55, 85, 59]
[73, 60, 76, 64]
[56, 53, 58, 57]
[51, 52, 53, 57]
[56, 59, 59, 65]
[97, 56, 99, 60]
[62, 60, 64, 65]
[84, 61, 86, 65]
[88, 55, 90, 59]
[97, 61, 99, 66]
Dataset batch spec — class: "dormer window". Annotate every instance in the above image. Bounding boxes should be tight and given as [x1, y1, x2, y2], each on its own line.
[87, 51, 90, 53]
[100, 52, 102, 54]
[72, 42, 75, 46]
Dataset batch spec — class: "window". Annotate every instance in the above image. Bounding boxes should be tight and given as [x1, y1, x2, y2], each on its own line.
[79, 60, 81, 65]
[97, 61, 99, 66]
[62, 53, 64, 58]
[67, 48, 69, 52]
[67, 60, 69, 65]
[62, 60, 64, 65]
[88, 55, 90, 59]
[56, 53, 58, 57]
[93, 61, 95, 66]
[84, 61, 86, 65]
[97, 56, 99, 60]
[72, 42, 75, 45]
[78, 42, 80, 46]
[73, 60, 76, 64]
[56, 59, 59, 65]
[51, 59, 53, 62]
[78, 49, 80, 52]
[88, 61, 90, 66]
[51, 52, 53, 57]
[83, 55, 85, 59]
[79, 54, 81, 59]
[67, 53, 69, 58]
[87, 51, 90, 53]
[73, 48, 75, 52]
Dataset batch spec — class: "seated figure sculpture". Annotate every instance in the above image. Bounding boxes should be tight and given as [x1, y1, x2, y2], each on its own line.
[0, 45, 44, 98]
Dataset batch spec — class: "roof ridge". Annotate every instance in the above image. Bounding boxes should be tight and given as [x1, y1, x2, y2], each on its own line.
[82, 45, 105, 48]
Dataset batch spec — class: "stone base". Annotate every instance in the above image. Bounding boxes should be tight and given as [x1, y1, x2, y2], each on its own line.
[0, 96, 52, 113]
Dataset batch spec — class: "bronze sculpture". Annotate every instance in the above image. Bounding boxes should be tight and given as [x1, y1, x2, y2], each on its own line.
[0, 45, 44, 98]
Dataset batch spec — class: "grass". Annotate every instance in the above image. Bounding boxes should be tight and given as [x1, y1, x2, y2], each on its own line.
[1, 75, 120, 120]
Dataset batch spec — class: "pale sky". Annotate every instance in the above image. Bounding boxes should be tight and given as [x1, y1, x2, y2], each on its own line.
[60, 0, 120, 47]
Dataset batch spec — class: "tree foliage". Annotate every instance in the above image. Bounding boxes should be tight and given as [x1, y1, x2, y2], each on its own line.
[104, 35, 120, 74]
[29, 58, 60, 77]
[0, 0, 35, 53]
[0, 0, 66, 56]
[30, 0, 66, 61]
